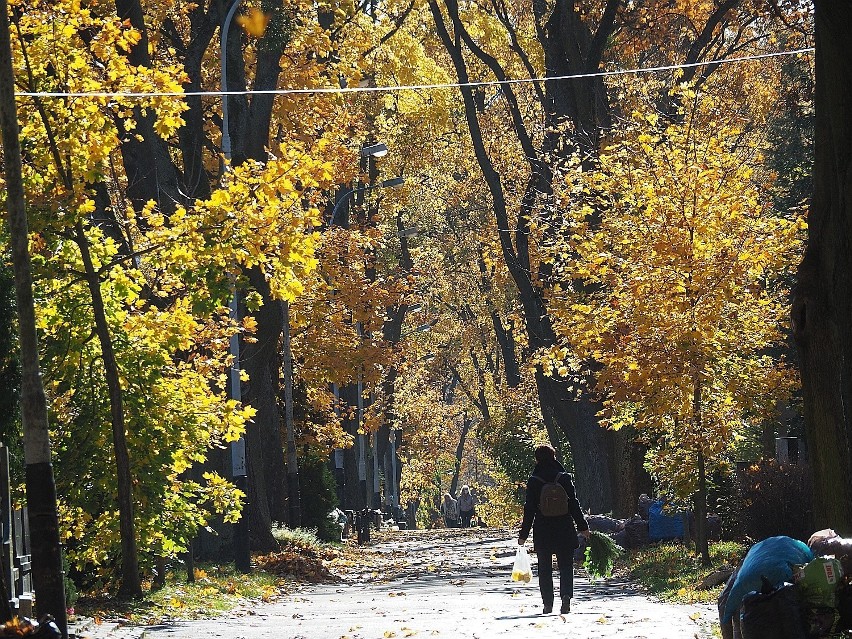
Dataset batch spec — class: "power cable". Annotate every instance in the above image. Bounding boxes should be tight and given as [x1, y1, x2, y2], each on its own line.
[14, 48, 814, 99]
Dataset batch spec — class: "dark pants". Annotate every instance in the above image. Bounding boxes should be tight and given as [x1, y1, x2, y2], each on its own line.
[460, 510, 474, 528]
[537, 547, 574, 606]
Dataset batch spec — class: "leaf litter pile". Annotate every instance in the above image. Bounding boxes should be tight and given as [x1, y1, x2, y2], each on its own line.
[256, 543, 340, 583]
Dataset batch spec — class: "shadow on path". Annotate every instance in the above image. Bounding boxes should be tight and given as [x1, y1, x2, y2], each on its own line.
[138, 528, 718, 639]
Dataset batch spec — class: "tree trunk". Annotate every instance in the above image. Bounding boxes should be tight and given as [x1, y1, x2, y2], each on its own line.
[226, 8, 299, 541]
[0, 7, 67, 631]
[282, 301, 301, 527]
[340, 384, 364, 510]
[607, 426, 652, 519]
[695, 450, 710, 563]
[429, 0, 624, 516]
[113, 0, 187, 217]
[449, 416, 473, 497]
[537, 370, 613, 513]
[241, 268, 285, 550]
[74, 222, 143, 598]
[791, 0, 852, 533]
[691, 376, 709, 563]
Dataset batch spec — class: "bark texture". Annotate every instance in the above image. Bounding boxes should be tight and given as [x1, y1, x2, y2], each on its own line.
[0, 4, 67, 630]
[791, 1, 852, 533]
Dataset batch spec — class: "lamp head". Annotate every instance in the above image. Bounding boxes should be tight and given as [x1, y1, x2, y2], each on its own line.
[360, 142, 389, 158]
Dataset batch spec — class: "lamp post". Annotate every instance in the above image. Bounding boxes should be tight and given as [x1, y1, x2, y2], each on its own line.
[330, 159, 403, 509]
[221, 0, 251, 573]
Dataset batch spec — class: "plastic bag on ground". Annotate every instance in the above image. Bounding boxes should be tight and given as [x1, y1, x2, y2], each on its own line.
[718, 566, 741, 639]
[511, 546, 532, 583]
[722, 536, 814, 623]
[803, 606, 840, 637]
[740, 582, 807, 639]
[808, 529, 838, 549]
[648, 500, 685, 542]
[795, 557, 844, 608]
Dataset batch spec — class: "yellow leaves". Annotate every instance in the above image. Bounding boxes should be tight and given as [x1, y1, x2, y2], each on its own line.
[236, 8, 271, 37]
[549, 92, 803, 502]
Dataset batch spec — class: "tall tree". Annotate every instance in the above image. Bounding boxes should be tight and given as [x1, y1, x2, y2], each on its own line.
[0, 0, 67, 630]
[427, 0, 806, 515]
[557, 92, 803, 560]
[791, 1, 852, 533]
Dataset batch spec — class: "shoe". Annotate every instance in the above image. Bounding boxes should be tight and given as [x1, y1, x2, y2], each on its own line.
[542, 604, 553, 614]
[560, 601, 570, 614]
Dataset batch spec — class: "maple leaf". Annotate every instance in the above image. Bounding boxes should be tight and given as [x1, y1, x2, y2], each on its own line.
[236, 9, 271, 37]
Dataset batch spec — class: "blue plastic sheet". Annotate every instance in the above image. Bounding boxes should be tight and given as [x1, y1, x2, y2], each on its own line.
[648, 500, 685, 542]
[722, 536, 813, 623]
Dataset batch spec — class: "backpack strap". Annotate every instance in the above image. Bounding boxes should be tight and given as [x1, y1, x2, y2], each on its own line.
[531, 473, 565, 483]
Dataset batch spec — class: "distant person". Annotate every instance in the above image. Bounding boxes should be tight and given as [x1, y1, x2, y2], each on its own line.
[440, 492, 459, 528]
[518, 444, 590, 615]
[328, 507, 347, 541]
[458, 485, 476, 528]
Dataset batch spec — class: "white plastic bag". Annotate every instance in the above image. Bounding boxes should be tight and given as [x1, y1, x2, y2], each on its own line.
[511, 546, 532, 583]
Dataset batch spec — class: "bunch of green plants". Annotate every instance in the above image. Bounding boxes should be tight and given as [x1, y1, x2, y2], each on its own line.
[584, 531, 624, 579]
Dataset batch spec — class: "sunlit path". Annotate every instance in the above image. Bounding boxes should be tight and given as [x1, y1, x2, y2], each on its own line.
[138, 529, 716, 639]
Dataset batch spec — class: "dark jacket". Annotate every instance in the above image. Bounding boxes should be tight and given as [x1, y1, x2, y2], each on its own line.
[518, 459, 589, 553]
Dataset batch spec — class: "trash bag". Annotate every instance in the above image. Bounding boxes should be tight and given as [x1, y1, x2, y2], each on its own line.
[740, 583, 807, 639]
[511, 546, 532, 583]
[795, 557, 844, 608]
[587, 514, 624, 534]
[803, 607, 840, 637]
[648, 500, 685, 542]
[837, 584, 852, 630]
[719, 566, 741, 639]
[623, 515, 650, 549]
[722, 536, 814, 623]
[638, 494, 653, 521]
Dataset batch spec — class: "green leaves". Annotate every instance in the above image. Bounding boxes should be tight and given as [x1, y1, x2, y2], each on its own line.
[584, 531, 624, 580]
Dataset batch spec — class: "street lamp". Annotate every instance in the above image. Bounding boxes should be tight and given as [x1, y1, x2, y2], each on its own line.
[360, 142, 388, 158]
[221, 0, 243, 168]
[220, 0, 251, 574]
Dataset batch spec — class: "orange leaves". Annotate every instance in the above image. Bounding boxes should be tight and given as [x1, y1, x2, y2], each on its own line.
[255, 551, 339, 583]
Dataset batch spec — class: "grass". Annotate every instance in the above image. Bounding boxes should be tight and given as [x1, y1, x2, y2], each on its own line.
[621, 540, 748, 604]
[75, 562, 282, 624]
[74, 528, 334, 625]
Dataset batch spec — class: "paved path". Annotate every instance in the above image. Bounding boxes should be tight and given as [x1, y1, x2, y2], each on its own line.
[78, 528, 718, 639]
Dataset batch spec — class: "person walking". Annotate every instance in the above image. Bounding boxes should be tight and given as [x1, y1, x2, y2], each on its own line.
[518, 444, 590, 615]
[457, 485, 475, 528]
[440, 492, 459, 528]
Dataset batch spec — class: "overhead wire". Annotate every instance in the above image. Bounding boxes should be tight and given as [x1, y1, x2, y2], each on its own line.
[15, 47, 814, 99]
